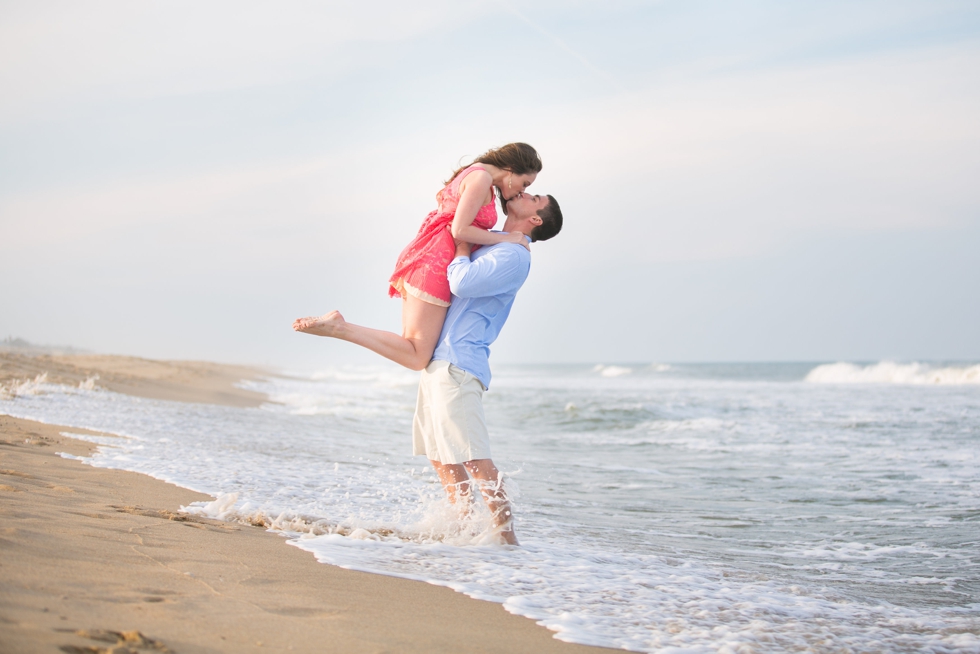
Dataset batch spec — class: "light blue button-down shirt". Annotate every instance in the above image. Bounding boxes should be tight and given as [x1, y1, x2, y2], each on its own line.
[431, 237, 531, 389]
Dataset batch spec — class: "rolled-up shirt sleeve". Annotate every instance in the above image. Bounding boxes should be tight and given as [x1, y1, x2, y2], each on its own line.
[447, 246, 529, 299]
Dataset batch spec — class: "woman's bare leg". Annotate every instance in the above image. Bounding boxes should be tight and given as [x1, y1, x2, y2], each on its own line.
[292, 295, 447, 371]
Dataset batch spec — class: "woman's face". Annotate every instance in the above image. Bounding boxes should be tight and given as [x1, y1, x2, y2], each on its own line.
[502, 171, 537, 200]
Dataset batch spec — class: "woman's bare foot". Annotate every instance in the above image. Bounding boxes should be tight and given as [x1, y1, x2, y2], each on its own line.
[292, 311, 347, 337]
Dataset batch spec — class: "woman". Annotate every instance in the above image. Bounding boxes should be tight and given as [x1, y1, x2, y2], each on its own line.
[293, 143, 541, 369]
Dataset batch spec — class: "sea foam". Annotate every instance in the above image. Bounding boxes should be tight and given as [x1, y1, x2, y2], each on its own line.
[0, 372, 49, 399]
[592, 364, 633, 377]
[805, 361, 980, 385]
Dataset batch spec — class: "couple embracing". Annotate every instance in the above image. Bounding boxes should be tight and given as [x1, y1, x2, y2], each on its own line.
[294, 143, 563, 545]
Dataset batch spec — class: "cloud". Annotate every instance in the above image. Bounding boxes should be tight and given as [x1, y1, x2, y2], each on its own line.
[0, 0, 489, 122]
[4, 41, 978, 274]
[0, 147, 424, 267]
[520, 43, 980, 263]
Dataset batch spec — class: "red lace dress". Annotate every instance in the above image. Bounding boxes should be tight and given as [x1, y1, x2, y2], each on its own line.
[388, 165, 498, 307]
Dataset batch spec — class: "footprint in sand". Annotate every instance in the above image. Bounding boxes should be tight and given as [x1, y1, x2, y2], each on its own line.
[0, 469, 34, 478]
[58, 629, 171, 654]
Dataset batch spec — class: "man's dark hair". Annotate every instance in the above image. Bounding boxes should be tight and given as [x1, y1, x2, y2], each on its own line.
[531, 195, 562, 242]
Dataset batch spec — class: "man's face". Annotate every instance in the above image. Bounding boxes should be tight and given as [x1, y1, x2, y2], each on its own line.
[506, 193, 549, 220]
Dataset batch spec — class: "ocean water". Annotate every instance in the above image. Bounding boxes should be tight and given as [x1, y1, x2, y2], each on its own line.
[2, 361, 979, 653]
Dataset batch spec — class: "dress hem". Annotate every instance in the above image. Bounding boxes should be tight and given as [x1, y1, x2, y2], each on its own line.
[390, 278, 451, 308]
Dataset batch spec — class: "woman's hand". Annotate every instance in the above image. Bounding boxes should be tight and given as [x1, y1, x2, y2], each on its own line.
[502, 231, 531, 250]
[453, 237, 473, 258]
[448, 222, 530, 250]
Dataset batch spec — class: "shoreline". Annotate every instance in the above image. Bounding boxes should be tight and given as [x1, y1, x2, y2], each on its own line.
[0, 353, 614, 653]
[0, 351, 269, 408]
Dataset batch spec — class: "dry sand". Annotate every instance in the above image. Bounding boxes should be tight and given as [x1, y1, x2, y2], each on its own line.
[0, 352, 267, 408]
[0, 354, 614, 654]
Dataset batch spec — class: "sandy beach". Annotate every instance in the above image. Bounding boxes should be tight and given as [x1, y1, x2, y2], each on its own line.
[0, 351, 268, 408]
[0, 353, 612, 654]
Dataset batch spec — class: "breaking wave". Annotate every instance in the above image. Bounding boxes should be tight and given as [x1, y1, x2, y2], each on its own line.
[0, 373, 49, 399]
[592, 364, 633, 377]
[805, 361, 980, 385]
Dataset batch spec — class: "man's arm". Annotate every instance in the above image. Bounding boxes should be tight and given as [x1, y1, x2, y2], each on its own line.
[448, 241, 529, 299]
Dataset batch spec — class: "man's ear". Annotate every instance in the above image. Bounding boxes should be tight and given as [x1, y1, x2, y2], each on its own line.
[529, 214, 543, 226]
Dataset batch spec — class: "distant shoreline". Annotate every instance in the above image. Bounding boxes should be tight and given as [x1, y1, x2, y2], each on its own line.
[0, 351, 270, 407]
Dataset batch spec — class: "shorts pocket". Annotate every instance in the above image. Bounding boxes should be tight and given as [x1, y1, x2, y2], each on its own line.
[447, 363, 467, 386]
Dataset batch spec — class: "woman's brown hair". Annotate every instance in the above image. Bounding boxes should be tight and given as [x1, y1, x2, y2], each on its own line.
[446, 143, 543, 209]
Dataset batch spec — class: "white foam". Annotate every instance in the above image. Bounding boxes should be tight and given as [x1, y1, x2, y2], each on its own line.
[593, 364, 633, 377]
[182, 492, 240, 521]
[307, 365, 419, 387]
[290, 534, 980, 654]
[805, 361, 980, 385]
[0, 372, 49, 399]
[78, 374, 100, 390]
[644, 417, 736, 433]
[247, 366, 418, 417]
[778, 540, 943, 562]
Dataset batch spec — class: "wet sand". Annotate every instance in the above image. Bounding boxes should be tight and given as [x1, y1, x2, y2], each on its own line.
[0, 354, 613, 654]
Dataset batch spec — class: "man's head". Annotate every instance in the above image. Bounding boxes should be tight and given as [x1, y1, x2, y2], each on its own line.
[502, 194, 563, 242]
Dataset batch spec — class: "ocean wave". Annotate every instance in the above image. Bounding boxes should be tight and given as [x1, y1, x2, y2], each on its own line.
[308, 366, 419, 386]
[182, 488, 513, 547]
[243, 369, 418, 417]
[592, 364, 633, 378]
[0, 372, 49, 399]
[641, 417, 737, 433]
[805, 361, 980, 385]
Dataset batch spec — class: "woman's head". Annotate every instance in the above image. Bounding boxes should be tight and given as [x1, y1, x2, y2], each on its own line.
[475, 142, 541, 177]
[448, 143, 543, 206]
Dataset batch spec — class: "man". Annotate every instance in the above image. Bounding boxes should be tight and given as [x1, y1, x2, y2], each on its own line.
[413, 192, 563, 545]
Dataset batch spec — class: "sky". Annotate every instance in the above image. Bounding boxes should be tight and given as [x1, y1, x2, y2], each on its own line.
[1, 0, 978, 369]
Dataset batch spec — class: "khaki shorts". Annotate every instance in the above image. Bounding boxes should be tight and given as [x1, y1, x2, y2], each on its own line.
[413, 360, 491, 464]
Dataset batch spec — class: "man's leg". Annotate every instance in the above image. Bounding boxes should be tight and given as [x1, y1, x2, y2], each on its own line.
[463, 459, 518, 546]
[429, 459, 471, 505]
[415, 364, 516, 543]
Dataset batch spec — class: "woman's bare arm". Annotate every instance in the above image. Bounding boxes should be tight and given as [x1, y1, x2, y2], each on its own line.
[451, 171, 528, 248]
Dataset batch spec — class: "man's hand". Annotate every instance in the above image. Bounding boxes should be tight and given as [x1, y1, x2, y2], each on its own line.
[454, 238, 472, 258]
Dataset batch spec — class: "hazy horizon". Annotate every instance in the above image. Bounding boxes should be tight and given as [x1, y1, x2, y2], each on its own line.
[5, 336, 979, 375]
[2, 1, 978, 369]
